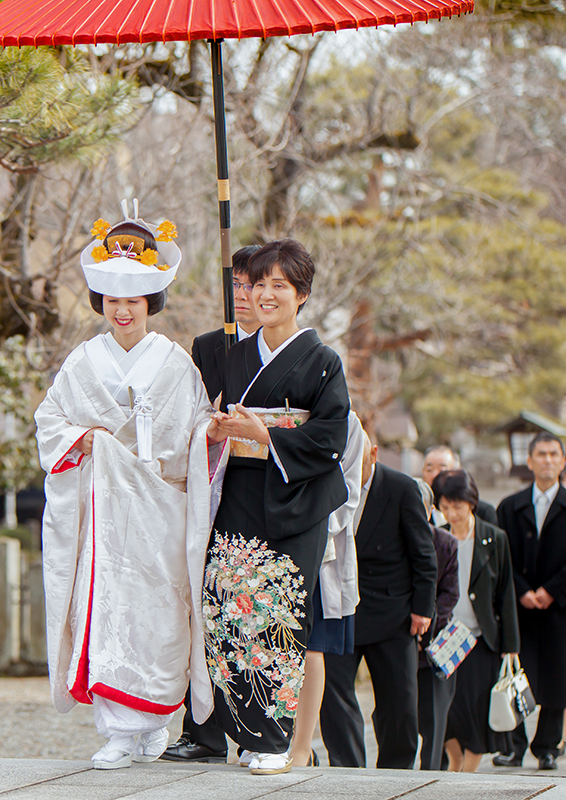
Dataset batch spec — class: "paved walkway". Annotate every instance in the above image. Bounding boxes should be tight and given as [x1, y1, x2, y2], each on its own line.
[1, 759, 565, 800]
[1, 675, 565, 798]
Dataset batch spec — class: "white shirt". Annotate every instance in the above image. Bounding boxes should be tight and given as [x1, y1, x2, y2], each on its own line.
[452, 519, 482, 637]
[237, 323, 252, 341]
[533, 481, 559, 536]
[354, 465, 375, 533]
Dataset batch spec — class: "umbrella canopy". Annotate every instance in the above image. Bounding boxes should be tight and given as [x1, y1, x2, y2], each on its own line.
[0, 0, 472, 348]
[0, 0, 472, 47]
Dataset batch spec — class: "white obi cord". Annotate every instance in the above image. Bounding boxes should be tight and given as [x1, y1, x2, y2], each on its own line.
[133, 394, 153, 462]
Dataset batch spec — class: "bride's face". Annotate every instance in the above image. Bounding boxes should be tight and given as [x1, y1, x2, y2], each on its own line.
[103, 296, 148, 340]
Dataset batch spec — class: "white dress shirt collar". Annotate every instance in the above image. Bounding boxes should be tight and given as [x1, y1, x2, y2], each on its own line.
[532, 481, 560, 507]
[237, 323, 252, 341]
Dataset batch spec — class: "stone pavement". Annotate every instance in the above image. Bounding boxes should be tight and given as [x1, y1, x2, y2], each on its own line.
[2, 676, 566, 798]
[1, 759, 565, 800]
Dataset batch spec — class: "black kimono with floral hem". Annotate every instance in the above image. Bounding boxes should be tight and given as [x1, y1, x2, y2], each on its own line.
[203, 329, 349, 753]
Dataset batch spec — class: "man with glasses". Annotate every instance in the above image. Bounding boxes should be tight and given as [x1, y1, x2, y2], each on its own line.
[191, 245, 262, 404]
[161, 245, 261, 764]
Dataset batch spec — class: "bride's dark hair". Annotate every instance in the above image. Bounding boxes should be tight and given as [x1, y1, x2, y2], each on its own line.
[89, 289, 167, 316]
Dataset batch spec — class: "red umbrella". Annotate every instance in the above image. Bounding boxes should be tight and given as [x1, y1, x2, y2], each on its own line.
[0, 0, 473, 345]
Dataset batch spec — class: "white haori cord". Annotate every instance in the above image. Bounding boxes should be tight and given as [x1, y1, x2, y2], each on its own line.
[133, 394, 153, 462]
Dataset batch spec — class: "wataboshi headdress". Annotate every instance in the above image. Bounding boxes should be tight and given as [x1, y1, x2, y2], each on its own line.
[81, 199, 182, 297]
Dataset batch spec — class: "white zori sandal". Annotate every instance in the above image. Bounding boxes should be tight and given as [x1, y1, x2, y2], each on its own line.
[92, 735, 135, 769]
[133, 728, 170, 762]
[248, 752, 293, 775]
[239, 750, 255, 767]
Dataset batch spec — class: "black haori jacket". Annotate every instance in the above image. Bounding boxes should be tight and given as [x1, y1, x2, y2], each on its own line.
[220, 328, 350, 540]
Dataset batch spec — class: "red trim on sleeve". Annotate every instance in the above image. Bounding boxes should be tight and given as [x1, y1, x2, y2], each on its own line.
[52, 434, 87, 474]
[208, 438, 228, 483]
[89, 683, 184, 715]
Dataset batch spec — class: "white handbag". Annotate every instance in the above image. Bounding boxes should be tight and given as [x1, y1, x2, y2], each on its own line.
[489, 654, 537, 732]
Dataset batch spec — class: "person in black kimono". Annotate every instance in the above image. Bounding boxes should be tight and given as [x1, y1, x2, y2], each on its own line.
[205, 239, 350, 774]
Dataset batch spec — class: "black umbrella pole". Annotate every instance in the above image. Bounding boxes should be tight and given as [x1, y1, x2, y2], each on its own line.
[210, 39, 236, 351]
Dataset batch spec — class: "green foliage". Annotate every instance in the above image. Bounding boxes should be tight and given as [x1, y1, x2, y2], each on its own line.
[0, 336, 43, 492]
[0, 46, 140, 173]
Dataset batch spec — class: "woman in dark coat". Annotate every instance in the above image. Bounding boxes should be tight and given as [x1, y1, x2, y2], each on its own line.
[432, 469, 520, 773]
[415, 479, 459, 771]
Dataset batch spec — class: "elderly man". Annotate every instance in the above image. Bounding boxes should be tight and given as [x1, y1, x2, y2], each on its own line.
[422, 445, 497, 526]
[320, 436, 437, 769]
[495, 432, 566, 771]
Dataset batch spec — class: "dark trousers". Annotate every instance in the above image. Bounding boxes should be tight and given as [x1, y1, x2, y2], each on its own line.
[510, 707, 564, 759]
[417, 667, 456, 770]
[181, 683, 227, 752]
[320, 636, 418, 769]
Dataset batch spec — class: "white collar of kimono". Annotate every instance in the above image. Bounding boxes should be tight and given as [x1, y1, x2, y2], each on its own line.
[84, 331, 173, 409]
[257, 327, 312, 367]
[240, 327, 312, 404]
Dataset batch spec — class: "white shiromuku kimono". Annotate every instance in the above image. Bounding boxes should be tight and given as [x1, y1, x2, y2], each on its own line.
[35, 331, 227, 732]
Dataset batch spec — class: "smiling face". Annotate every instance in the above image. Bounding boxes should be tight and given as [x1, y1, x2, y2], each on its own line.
[251, 264, 307, 330]
[103, 295, 148, 349]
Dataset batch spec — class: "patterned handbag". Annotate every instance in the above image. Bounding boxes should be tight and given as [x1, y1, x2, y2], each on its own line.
[489, 654, 537, 732]
[424, 618, 477, 680]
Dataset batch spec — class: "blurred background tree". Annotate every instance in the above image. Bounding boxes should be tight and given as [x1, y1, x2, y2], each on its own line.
[4, 7, 566, 509]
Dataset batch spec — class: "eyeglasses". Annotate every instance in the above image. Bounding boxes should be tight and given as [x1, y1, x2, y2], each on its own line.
[233, 280, 253, 293]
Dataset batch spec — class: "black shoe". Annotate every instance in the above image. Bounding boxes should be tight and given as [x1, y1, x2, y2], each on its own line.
[159, 735, 227, 763]
[306, 749, 320, 767]
[538, 754, 558, 771]
[492, 752, 523, 767]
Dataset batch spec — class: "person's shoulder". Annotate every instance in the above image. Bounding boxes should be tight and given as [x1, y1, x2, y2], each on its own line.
[432, 523, 457, 546]
[498, 484, 533, 511]
[167, 338, 198, 369]
[303, 329, 343, 365]
[380, 462, 418, 490]
[225, 331, 257, 362]
[372, 464, 421, 504]
[193, 328, 224, 351]
[476, 516, 507, 542]
[59, 340, 89, 370]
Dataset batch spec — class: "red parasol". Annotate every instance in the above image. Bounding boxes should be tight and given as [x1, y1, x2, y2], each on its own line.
[0, 0, 473, 345]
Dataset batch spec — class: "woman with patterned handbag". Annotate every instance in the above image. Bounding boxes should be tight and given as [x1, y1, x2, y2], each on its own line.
[431, 469, 520, 772]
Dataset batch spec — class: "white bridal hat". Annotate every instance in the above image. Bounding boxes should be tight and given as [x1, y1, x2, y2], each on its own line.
[81, 198, 182, 297]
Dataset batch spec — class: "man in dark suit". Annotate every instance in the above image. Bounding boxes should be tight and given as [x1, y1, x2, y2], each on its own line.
[320, 439, 437, 769]
[161, 244, 261, 764]
[494, 432, 566, 771]
[422, 445, 497, 525]
[190, 245, 261, 403]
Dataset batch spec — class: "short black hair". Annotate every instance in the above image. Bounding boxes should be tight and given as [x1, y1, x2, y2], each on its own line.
[432, 469, 479, 513]
[247, 239, 315, 312]
[528, 432, 565, 457]
[89, 289, 167, 316]
[232, 245, 261, 275]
